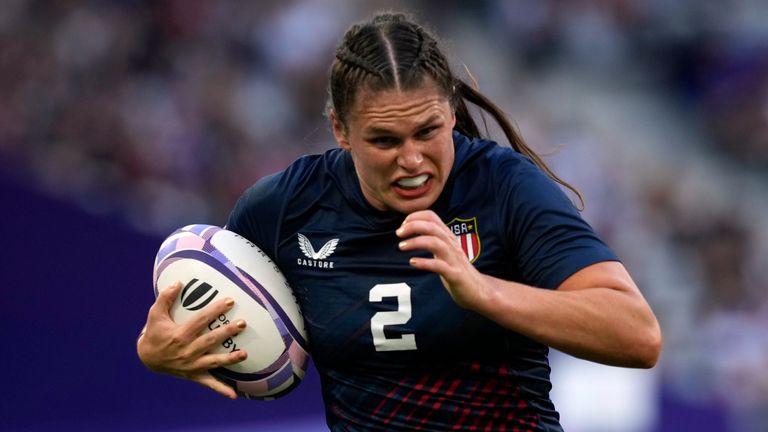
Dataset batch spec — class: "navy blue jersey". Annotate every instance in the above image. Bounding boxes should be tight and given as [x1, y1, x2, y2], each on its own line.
[227, 131, 618, 431]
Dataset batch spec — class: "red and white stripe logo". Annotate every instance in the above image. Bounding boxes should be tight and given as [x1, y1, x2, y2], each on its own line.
[447, 217, 481, 263]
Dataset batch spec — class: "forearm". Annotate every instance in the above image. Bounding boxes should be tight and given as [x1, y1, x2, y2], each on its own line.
[395, 212, 661, 367]
[474, 274, 661, 368]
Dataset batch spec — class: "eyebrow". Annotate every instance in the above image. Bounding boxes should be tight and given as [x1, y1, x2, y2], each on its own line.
[364, 114, 443, 136]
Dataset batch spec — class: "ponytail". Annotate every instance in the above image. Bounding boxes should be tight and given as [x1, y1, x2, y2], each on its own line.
[453, 79, 585, 210]
[329, 12, 584, 209]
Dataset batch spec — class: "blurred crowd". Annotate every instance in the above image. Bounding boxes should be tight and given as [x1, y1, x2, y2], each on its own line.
[1, 1, 766, 431]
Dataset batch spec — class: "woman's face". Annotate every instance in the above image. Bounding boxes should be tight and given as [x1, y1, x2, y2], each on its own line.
[332, 83, 456, 214]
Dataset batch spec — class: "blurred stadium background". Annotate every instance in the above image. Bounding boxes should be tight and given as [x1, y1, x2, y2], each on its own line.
[1, 1, 767, 431]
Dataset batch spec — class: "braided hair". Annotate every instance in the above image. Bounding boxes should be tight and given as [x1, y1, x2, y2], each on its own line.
[326, 12, 584, 208]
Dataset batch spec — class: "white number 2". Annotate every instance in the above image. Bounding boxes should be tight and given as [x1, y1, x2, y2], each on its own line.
[369, 283, 417, 351]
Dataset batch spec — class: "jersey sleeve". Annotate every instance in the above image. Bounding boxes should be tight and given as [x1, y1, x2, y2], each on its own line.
[500, 157, 619, 289]
[226, 171, 286, 260]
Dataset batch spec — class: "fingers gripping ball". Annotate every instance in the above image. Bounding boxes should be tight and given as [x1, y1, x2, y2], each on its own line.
[153, 224, 309, 399]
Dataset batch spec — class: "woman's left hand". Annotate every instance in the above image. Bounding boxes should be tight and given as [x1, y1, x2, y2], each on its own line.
[397, 210, 487, 310]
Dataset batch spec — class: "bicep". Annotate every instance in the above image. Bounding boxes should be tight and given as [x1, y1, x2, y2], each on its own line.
[557, 261, 641, 298]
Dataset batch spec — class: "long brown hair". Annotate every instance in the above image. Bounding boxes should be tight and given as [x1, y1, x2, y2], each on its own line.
[326, 12, 584, 208]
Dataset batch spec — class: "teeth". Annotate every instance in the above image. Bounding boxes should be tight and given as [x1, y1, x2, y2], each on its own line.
[396, 174, 429, 188]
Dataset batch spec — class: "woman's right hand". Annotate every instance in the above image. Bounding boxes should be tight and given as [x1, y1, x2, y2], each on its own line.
[136, 281, 248, 399]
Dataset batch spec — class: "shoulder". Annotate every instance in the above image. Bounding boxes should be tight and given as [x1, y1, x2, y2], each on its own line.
[452, 131, 552, 197]
[452, 134, 618, 288]
[237, 148, 346, 208]
[453, 131, 534, 169]
[226, 148, 346, 249]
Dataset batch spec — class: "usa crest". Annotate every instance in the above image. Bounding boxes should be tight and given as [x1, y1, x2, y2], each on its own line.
[447, 217, 481, 263]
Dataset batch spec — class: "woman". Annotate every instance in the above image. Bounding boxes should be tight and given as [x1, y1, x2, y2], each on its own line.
[138, 12, 661, 431]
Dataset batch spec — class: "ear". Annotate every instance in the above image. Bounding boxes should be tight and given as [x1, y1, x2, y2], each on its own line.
[330, 111, 351, 151]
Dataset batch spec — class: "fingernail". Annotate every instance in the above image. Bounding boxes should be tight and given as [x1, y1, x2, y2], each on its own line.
[398, 241, 407, 249]
[236, 320, 246, 329]
[396, 227, 404, 236]
[225, 298, 234, 307]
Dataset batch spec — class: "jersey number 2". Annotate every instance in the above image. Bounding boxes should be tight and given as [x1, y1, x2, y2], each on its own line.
[369, 283, 417, 351]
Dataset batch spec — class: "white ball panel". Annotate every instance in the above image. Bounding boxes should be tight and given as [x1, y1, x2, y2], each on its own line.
[152, 224, 309, 399]
[156, 259, 285, 372]
[209, 230, 307, 341]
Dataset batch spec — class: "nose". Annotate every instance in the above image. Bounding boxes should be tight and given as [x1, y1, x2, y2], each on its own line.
[397, 139, 424, 171]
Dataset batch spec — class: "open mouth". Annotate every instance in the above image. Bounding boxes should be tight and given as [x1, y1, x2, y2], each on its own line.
[395, 174, 430, 190]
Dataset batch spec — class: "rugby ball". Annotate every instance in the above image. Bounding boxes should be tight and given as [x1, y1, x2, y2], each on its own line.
[152, 224, 309, 399]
